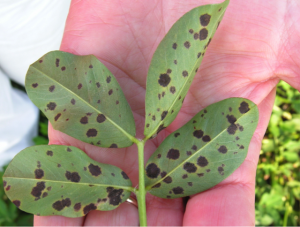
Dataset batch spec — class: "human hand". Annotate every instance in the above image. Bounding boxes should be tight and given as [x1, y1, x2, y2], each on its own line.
[35, 0, 300, 225]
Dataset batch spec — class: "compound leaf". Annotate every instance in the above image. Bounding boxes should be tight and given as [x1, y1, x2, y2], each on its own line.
[144, 0, 229, 139]
[145, 98, 258, 198]
[3, 145, 132, 217]
[25, 51, 136, 148]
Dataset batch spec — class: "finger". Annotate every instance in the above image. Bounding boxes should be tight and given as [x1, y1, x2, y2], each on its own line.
[34, 215, 84, 226]
[183, 86, 277, 226]
[83, 202, 138, 226]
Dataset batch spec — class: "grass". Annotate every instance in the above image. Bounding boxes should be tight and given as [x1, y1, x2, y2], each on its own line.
[0, 80, 299, 226]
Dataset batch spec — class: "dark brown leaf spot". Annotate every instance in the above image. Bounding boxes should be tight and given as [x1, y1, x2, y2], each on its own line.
[57, 164, 61, 167]
[227, 124, 238, 135]
[162, 91, 165, 97]
[189, 29, 194, 34]
[96, 114, 106, 123]
[202, 135, 211, 142]
[157, 154, 161, 158]
[182, 174, 188, 179]
[218, 166, 224, 175]
[206, 169, 211, 172]
[236, 136, 240, 140]
[32, 83, 38, 88]
[229, 107, 232, 112]
[167, 148, 180, 160]
[74, 203, 81, 211]
[80, 116, 88, 124]
[226, 115, 237, 124]
[111, 173, 115, 176]
[47, 150, 53, 156]
[107, 187, 124, 206]
[146, 123, 149, 128]
[108, 89, 113, 95]
[186, 151, 192, 156]
[49, 85, 55, 92]
[110, 144, 118, 148]
[188, 182, 193, 186]
[83, 203, 97, 215]
[157, 124, 166, 135]
[170, 86, 176, 94]
[197, 156, 208, 167]
[218, 145, 227, 154]
[239, 125, 244, 131]
[97, 100, 101, 104]
[89, 64, 93, 68]
[71, 99, 75, 105]
[239, 101, 250, 114]
[172, 43, 177, 49]
[182, 70, 188, 77]
[158, 73, 171, 87]
[37, 161, 41, 168]
[198, 173, 204, 177]
[199, 28, 208, 40]
[184, 41, 191, 49]
[61, 66, 66, 71]
[54, 113, 61, 121]
[161, 111, 168, 120]
[152, 115, 156, 121]
[183, 162, 197, 173]
[192, 145, 198, 151]
[106, 76, 111, 83]
[197, 52, 201, 58]
[96, 82, 100, 88]
[78, 83, 82, 89]
[13, 200, 21, 208]
[5, 185, 11, 191]
[167, 69, 172, 74]
[163, 176, 172, 184]
[172, 187, 184, 195]
[174, 60, 177, 64]
[193, 130, 204, 139]
[88, 164, 102, 176]
[146, 163, 160, 178]
[35, 169, 44, 179]
[116, 100, 119, 104]
[31, 182, 45, 198]
[55, 58, 60, 67]
[240, 145, 245, 149]
[86, 129, 97, 137]
[39, 60, 43, 63]
[42, 192, 48, 198]
[47, 102, 56, 110]
[194, 33, 199, 40]
[160, 171, 167, 178]
[174, 133, 180, 137]
[152, 183, 161, 188]
[121, 171, 129, 179]
[200, 14, 211, 26]
[65, 171, 81, 182]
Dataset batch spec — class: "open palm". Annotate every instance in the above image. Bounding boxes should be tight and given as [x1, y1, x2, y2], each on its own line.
[35, 0, 300, 226]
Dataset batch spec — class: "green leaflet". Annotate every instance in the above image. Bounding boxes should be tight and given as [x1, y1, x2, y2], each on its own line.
[144, 98, 258, 198]
[144, 0, 229, 139]
[3, 145, 132, 217]
[25, 51, 136, 148]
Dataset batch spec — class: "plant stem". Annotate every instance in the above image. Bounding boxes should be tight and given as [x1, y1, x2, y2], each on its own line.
[135, 139, 147, 226]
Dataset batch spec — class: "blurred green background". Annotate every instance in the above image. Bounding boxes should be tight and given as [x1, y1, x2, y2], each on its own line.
[0, 80, 299, 226]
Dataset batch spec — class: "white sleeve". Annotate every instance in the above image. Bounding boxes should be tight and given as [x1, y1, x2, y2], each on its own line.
[0, 0, 71, 168]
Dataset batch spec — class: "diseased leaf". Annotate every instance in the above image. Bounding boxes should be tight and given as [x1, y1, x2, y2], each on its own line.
[25, 51, 136, 148]
[144, 98, 258, 198]
[144, 0, 229, 139]
[3, 145, 132, 217]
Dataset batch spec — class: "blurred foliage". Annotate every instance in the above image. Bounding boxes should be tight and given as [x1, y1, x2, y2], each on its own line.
[2, 80, 300, 226]
[255, 80, 300, 226]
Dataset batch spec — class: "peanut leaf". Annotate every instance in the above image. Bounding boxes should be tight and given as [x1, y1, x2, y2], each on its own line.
[25, 51, 136, 148]
[145, 98, 258, 198]
[3, 145, 132, 217]
[144, 0, 229, 139]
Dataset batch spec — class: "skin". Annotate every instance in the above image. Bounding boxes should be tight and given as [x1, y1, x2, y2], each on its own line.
[35, 0, 300, 226]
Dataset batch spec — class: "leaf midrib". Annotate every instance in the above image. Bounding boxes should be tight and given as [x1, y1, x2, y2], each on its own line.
[4, 176, 134, 192]
[31, 66, 135, 142]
